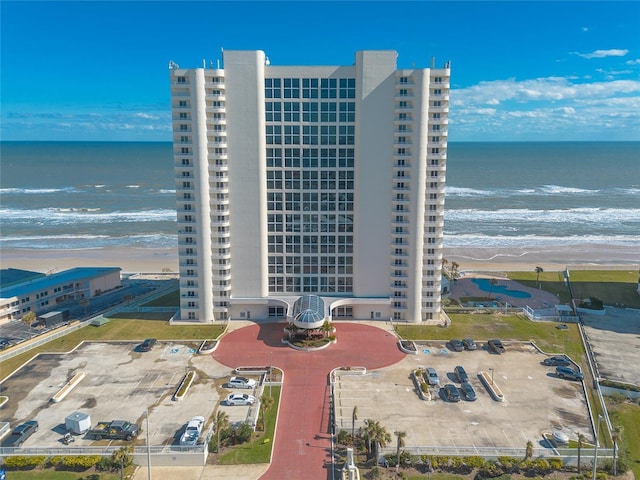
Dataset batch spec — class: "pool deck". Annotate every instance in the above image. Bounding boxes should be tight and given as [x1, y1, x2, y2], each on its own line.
[449, 274, 561, 309]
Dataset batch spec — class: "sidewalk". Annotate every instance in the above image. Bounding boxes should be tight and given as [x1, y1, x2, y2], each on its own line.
[134, 464, 269, 480]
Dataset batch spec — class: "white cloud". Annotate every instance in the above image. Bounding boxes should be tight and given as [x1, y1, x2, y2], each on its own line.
[450, 76, 640, 141]
[572, 49, 629, 59]
[626, 58, 640, 65]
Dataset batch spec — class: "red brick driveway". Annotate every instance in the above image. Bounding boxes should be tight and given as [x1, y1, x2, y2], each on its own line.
[213, 322, 406, 480]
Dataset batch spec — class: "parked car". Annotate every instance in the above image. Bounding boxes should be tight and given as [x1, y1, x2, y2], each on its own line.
[426, 367, 439, 386]
[227, 376, 257, 389]
[556, 366, 584, 381]
[487, 339, 505, 354]
[449, 339, 464, 352]
[2, 421, 39, 447]
[454, 366, 468, 383]
[443, 384, 461, 402]
[180, 416, 205, 446]
[0, 337, 11, 350]
[462, 338, 477, 350]
[542, 356, 571, 366]
[460, 382, 477, 401]
[138, 338, 157, 352]
[224, 393, 255, 406]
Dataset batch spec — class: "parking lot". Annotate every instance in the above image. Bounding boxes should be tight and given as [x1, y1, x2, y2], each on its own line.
[334, 342, 592, 450]
[0, 341, 258, 448]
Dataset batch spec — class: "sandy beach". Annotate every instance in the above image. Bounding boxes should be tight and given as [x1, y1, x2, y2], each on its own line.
[2, 243, 639, 275]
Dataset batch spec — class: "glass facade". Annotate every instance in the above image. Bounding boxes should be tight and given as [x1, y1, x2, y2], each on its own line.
[265, 77, 356, 294]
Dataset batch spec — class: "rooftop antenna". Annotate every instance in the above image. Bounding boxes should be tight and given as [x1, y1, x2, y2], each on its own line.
[431, 56, 435, 68]
[265, 56, 271, 66]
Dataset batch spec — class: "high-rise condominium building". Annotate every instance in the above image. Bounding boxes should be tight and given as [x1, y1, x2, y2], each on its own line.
[169, 50, 449, 324]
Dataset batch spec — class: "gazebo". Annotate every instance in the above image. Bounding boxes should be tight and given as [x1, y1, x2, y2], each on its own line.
[284, 295, 334, 340]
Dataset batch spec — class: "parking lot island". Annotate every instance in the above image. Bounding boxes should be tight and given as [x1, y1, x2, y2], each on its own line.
[478, 370, 505, 402]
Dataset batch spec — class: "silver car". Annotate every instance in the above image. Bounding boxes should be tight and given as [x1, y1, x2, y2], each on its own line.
[224, 393, 256, 406]
[426, 367, 439, 386]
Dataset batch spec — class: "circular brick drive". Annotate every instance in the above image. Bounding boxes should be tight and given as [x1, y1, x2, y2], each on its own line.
[213, 322, 406, 480]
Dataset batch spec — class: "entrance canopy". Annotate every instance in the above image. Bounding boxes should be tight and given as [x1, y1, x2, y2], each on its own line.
[292, 295, 326, 329]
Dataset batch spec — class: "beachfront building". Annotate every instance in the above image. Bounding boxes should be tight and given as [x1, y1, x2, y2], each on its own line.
[0, 267, 121, 325]
[169, 50, 450, 324]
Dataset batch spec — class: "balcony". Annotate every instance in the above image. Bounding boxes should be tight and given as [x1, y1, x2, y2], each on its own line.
[206, 105, 225, 113]
[205, 93, 226, 101]
[209, 163, 228, 172]
[211, 250, 231, 260]
[428, 118, 449, 126]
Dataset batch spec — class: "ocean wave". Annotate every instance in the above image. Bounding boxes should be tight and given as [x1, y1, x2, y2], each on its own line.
[0, 233, 177, 249]
[444, 233, 640, 248]
[444, 184, 633, 198]
[0, 207, 176, 224]
[445, 207, 640, 224]
[0, 187, 81, 194]
[157, 189, 176, 194]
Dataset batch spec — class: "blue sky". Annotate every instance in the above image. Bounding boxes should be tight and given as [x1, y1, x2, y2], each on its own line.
[1, 1, 639, 142]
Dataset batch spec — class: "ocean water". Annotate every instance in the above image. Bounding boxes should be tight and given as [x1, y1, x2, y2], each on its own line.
[1, 141, 639, 251]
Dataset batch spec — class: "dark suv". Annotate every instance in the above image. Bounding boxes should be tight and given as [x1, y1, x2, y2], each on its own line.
[487, 339, 505, 354]
[542, 356, 571, 366]
[2, 421, 39, 447]
[138, 338, 157, 352]
[556, 366, 584, 381]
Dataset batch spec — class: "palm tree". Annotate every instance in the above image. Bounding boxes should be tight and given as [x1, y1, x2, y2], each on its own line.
[259, 394, 274, 431]
[442, 258, 449, 276]
[577, 433, 585, 473]
[524, 440, 534, 460]
[111, 445, 133, 480]
[394, 430, 407, 467]
[22, 311, 36, 337]
[351, 406, 358, 445]
[213, 410, 229, 453]
[451, 262, 459, 278]
[535, 266, 544, 289]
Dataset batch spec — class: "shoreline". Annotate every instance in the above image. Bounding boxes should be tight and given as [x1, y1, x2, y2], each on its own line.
[1, 243, 639, 275]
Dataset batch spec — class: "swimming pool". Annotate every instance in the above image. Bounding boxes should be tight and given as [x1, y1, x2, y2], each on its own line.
[471, 278, 532, 299]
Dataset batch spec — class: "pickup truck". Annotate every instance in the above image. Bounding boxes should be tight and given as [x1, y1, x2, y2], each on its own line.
[87, 420, 139, 441]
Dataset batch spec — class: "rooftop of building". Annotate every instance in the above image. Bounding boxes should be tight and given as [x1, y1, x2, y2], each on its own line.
[0, 267, 121, 300]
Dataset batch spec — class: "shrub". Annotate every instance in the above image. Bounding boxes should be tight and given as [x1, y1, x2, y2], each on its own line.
[337, 429, 349, 445]
[96, 456, 113, 471]
[464, 455, 487, 469]
[60, 455, 102, 471]
[595, 472, 608, 480]
[3, 456, 47, 469]
[46, 456, 63, 468]
[548, 457, 563, 470]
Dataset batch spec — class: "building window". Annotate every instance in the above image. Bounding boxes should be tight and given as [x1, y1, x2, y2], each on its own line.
[266, 125, 282, 144]
[339, 102, 355, 122]
[283, 78, 300, 98]
[320, 78, 337, 98]
[302, 126, 318, 145]
[265, 78, 281, 98]
[339, 78, 355, 98]
[265, 102, 282, 122]
[303, 102, 318, 122]
[284, 102, 300, 122]
[320, 102, 337, 122]
[302, 78, 319, 98]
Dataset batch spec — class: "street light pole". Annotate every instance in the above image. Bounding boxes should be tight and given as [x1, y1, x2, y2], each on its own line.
[146, 409, 152, 480]
[269, 351, 273, 397]
[591, 415, 603, 480]
[489, 368, 494, 385]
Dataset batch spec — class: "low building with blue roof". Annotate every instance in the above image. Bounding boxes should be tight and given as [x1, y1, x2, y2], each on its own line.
[0, 267, 121, 324]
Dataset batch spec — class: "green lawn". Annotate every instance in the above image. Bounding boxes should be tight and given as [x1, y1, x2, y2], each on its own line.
[608, 402, 640, 479]
[1, 470, 120, 480]
[141, 289, 180, 307]
[217, 386, 281, 464]
[0, 318, 225, 381]
[507, 270, 572, 303]
[567, 270, 640, 308]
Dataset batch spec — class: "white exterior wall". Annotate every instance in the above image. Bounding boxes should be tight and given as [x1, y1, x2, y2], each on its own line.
[224, 51, 269, 298]
[353, 51, 396, 298]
